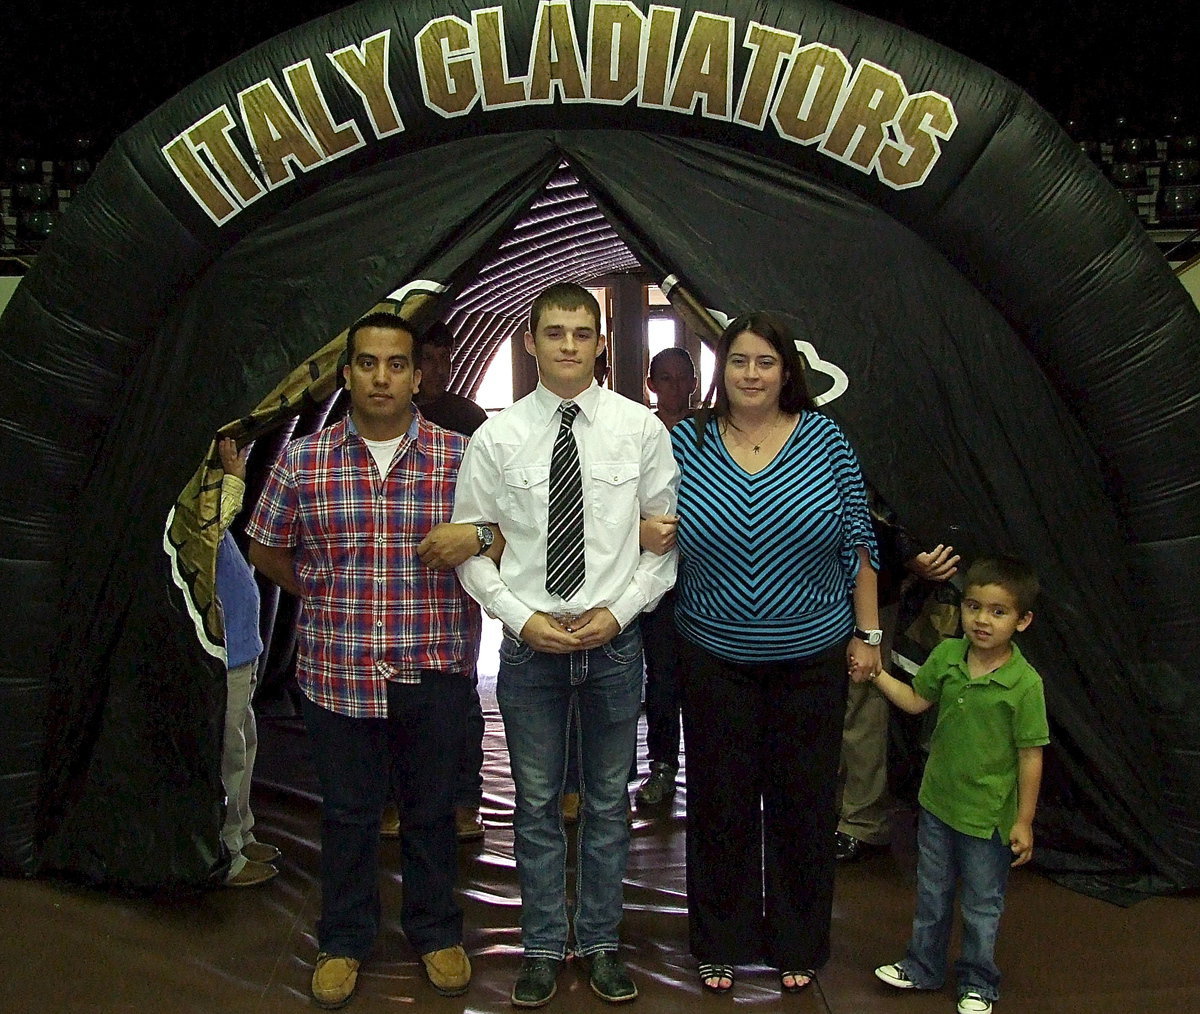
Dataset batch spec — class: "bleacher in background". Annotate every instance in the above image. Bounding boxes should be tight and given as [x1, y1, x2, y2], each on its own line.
[1, 134, 96, 259]
[1070, 111, 1200, 265]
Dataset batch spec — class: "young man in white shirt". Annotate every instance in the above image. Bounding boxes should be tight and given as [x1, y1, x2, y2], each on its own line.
[452, 283, 678, 1007]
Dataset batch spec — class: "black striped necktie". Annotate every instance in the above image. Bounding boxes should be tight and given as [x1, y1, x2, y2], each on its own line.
[546, 401, 585, 599]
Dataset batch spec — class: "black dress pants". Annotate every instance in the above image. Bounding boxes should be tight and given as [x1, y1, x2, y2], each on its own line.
[679, 637, 847, 970]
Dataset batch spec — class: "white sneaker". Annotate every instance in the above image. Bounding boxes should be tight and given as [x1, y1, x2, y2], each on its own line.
[957, 991, 993, 1013]
[874, 963, 916, 989]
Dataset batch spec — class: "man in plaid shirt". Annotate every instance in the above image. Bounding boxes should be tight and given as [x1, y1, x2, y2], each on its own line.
[247, 312, 496, 1010]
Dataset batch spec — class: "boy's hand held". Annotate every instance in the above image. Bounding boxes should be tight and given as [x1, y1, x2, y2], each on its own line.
[1009, 821, 1034, 867]
[847, 658, 874, 683]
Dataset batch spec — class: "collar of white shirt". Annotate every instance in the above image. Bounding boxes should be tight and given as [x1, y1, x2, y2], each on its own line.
[532, 379, 600, 427]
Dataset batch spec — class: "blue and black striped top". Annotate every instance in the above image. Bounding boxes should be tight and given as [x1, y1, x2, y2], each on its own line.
[672, 411, 878, 663]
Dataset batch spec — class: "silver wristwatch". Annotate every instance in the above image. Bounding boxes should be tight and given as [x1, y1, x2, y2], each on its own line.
[474, 523, 494, 555]
[853, 627, 883, 646]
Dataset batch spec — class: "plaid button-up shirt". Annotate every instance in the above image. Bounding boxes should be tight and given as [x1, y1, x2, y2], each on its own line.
[246, 412, 476, 718]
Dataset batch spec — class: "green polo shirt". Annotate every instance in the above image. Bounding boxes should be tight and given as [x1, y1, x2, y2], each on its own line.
[913, 637, 1049, 840]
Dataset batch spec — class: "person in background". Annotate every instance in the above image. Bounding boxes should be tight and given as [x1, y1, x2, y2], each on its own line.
[836, 498, 959, 862]
[594, 347, 610, 387]
[634, 347, 697, 808]
[657, 311, 879, 996]
[381, 320, 490, 844]
[216, 436, 281, 887]
[413, 321, 489, 436]
[247, 313, 491, 1009]
[859, 555, 1048, 1014]
[452, 283, 678, 1008]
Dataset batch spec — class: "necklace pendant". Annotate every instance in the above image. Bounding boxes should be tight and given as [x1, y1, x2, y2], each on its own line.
[752, 444, 761, 453]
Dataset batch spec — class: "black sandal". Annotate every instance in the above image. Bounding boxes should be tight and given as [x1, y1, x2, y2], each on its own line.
[780, 969, 815, 993]
[698, 963, 734, 993]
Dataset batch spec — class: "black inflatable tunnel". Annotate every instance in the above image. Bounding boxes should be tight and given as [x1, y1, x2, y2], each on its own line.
[0, 0, 1197, 896]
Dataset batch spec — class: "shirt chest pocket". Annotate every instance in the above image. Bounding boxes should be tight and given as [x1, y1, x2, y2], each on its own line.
[588, 461, 640, 529]
[502, 463, 550, 531]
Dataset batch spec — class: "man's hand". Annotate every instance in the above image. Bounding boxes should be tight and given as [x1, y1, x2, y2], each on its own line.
[519, 612, 585, 653]
[907, 544, 959, 582]
[418, 522, 486, 570]
[1009, 821, 1034, 867]
[640, 515, 678, 556]
[218, 436, 249, 480]
[567, 607, 620, 650]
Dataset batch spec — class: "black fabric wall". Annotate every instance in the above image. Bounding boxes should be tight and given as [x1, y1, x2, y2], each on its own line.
[0, 0, 1196, 895]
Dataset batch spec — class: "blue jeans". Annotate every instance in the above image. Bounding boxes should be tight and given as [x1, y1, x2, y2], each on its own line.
[901, 808, 1011, 1003]
[497, 624, 643, 959]
[301, 673, 469, 960]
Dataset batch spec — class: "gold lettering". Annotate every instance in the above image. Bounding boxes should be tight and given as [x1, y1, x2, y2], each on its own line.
[640, 5, 678, 107]
[588, 1, 643, 103]
[185, 107, 266, 205]
[161, 135, 239, 225]
[285, 59, 363, 159]
[667, 12, 734, 118]
[771, 43, 849, 145]
[416, 16, 479, 116]
[528, 1, 587, 102]
[877, 90, 957, 189]
[821, 61, 905, 170]
[328, 31, 404, 139]
[735, 22, 798, 129]
[238, 80, 324, 188]
[473, 8, 528, 107]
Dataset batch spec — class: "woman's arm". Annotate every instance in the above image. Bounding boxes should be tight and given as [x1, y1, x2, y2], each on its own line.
[639, 515, 678, 555]
[847, 545, 882, 676]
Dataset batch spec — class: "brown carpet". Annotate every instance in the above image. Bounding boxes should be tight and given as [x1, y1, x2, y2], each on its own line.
[3, 705, 1198, 1014]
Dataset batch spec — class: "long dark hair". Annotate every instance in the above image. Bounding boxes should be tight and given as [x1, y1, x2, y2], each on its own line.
[693, 312, 816, 441]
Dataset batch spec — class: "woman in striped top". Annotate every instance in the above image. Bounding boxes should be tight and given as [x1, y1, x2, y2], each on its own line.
[671, 312, 880, 995]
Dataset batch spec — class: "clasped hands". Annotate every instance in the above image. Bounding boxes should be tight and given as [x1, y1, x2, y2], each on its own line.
[520, 608, 619, 653]
[846, 641, 883, 682]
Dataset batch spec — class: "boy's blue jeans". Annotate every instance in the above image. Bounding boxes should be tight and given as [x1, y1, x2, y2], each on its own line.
[900, 808, 1011, 1003]
[496, 624, 643, 959]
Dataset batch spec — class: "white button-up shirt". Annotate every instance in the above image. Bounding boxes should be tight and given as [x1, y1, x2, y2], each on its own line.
[453, 381, 679, 636]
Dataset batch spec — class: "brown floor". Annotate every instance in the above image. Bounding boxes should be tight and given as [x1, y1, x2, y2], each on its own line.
[4, 706, 1199, 1014]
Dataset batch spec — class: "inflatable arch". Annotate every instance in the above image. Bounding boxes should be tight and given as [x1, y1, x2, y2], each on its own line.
[1, 0, 1198, 894]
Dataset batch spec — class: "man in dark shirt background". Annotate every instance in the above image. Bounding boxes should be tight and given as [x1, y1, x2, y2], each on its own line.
[415, 322, 489, 437]
[417, 321, 489, 843]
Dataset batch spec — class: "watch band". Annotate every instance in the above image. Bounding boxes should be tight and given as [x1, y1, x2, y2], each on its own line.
[852, 626, 883, 646]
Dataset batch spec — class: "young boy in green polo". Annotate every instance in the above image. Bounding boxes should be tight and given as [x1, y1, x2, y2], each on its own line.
[851, 555, 1049, 1014]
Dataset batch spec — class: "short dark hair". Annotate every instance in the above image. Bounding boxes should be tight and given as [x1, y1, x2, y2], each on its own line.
[528, 282, 601, 336]
[346, 312, 416, 363]
[649, 346, 695, 379]
[707, 311, 815, 418]
[421, 321, 455, 351]
[964, 555, 1040, 614]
